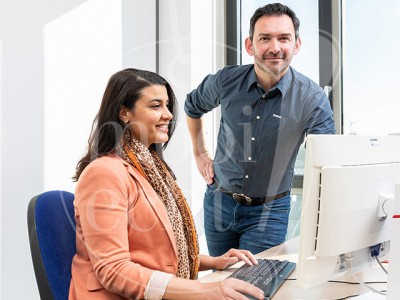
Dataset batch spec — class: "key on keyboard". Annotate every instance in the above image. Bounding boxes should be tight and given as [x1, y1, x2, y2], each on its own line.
[228, 258, 296, 300]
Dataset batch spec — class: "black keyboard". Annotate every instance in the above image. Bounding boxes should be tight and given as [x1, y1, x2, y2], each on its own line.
[228, 258, 296, 300]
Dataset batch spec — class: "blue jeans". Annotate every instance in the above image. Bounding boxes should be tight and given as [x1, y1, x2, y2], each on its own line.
[204, 184, 291, 256]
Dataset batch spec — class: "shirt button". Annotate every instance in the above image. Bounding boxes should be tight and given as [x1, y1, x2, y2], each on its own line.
[256, 116, 260, 119]
[262, 94, 266, 98]
[245, 175, 249, 179]
[248, 157, 252, 161]
[251, 137, 255, 141]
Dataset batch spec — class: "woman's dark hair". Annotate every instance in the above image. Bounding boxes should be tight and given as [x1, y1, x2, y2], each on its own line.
[73, 68, 178, 181]
[249, 3, 300, 41]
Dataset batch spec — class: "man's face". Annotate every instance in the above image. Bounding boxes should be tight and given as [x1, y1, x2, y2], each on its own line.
[245, 15, 301, 79]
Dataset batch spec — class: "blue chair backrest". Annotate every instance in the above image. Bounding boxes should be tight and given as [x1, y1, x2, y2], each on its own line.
[28, 190, 76, 300]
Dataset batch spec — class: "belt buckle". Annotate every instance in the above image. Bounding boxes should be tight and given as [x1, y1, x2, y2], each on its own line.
[233, 193, 252, 205]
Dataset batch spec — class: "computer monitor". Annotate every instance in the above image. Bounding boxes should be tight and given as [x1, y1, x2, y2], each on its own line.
[297, 134, 400, 288]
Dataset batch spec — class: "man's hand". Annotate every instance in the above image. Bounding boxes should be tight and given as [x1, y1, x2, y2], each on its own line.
[195, 151, 214, 184]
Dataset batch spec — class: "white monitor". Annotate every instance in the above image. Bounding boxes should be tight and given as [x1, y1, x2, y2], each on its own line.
[297, 134, 400, 288]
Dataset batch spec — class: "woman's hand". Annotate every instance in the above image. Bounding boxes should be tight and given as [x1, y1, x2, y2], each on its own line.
[202, 278, 265, 300]
[164, 275, 264, 300]
[214, 248, 259, 271]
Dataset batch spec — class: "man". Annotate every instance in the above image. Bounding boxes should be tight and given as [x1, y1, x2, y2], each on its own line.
[184, 3, 335, 256]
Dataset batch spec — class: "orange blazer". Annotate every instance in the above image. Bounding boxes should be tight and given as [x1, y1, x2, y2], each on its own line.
[69, 155, 178, 300]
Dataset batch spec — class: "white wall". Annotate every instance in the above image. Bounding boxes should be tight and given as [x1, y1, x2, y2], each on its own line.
[0, 0, 222, 298]
[122, 0, 157, 72]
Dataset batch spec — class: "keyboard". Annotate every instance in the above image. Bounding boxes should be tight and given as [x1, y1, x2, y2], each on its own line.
[228, 258, 296, 300]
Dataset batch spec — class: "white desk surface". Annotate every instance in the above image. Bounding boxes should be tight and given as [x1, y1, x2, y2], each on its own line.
[198, 237, 387, 300]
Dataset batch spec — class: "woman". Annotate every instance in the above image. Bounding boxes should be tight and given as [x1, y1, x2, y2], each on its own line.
[69, 68, 264, 300]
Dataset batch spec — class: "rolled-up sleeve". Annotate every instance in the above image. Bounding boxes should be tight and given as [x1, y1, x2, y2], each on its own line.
[184, 72, 222, 118]
[304, 89, 336, 135]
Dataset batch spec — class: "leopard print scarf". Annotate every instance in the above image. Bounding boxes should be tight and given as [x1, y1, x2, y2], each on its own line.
[117, 135, 199, 280]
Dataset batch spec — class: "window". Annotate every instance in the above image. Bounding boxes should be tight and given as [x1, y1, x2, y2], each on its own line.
[342, 0, 400, 136]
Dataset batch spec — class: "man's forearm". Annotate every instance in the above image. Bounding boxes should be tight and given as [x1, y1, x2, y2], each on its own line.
[186, 116, 208, 156]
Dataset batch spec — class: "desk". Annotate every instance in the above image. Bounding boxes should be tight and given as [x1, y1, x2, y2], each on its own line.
[198, 237, 387, 299]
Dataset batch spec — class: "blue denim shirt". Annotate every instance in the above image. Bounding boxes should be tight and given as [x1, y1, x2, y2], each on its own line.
[184, 65, 335, 198]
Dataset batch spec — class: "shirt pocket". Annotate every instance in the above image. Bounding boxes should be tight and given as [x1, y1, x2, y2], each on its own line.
[266, 114, 295, 143]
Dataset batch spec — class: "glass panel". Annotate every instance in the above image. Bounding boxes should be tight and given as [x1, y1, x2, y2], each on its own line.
[342, 0, 400, 135]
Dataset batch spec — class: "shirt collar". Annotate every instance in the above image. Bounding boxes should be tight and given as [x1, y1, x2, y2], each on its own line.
[277, 67, 293, 98]
[246, 66, 293, 98]
[246, 66, 259, 91]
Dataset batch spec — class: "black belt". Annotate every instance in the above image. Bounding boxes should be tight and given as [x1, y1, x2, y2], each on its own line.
[215, 183, 289, 206]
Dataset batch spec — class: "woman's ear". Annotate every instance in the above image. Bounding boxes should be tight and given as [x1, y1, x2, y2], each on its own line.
[119, 106, 129, 124]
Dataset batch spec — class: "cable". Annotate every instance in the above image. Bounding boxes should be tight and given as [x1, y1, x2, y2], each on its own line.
[374, 256, 388, 274]
[344, 253, 387, 296]
[378, 198, 389, 221]
[328, 280, 359, 285]
[370, 243, 388, 274]
[349, 271, 386, 295]
[328, 279, 387, 285]
[329, 294, 361, 300]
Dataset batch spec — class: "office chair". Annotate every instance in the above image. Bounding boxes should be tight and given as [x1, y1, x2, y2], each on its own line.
[27, 190, 76, 300]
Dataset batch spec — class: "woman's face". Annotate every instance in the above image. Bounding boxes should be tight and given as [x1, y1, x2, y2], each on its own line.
[122, 84, 173, 147]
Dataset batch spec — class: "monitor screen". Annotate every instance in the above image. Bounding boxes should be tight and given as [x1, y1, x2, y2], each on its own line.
[297, 134, 400, 288]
